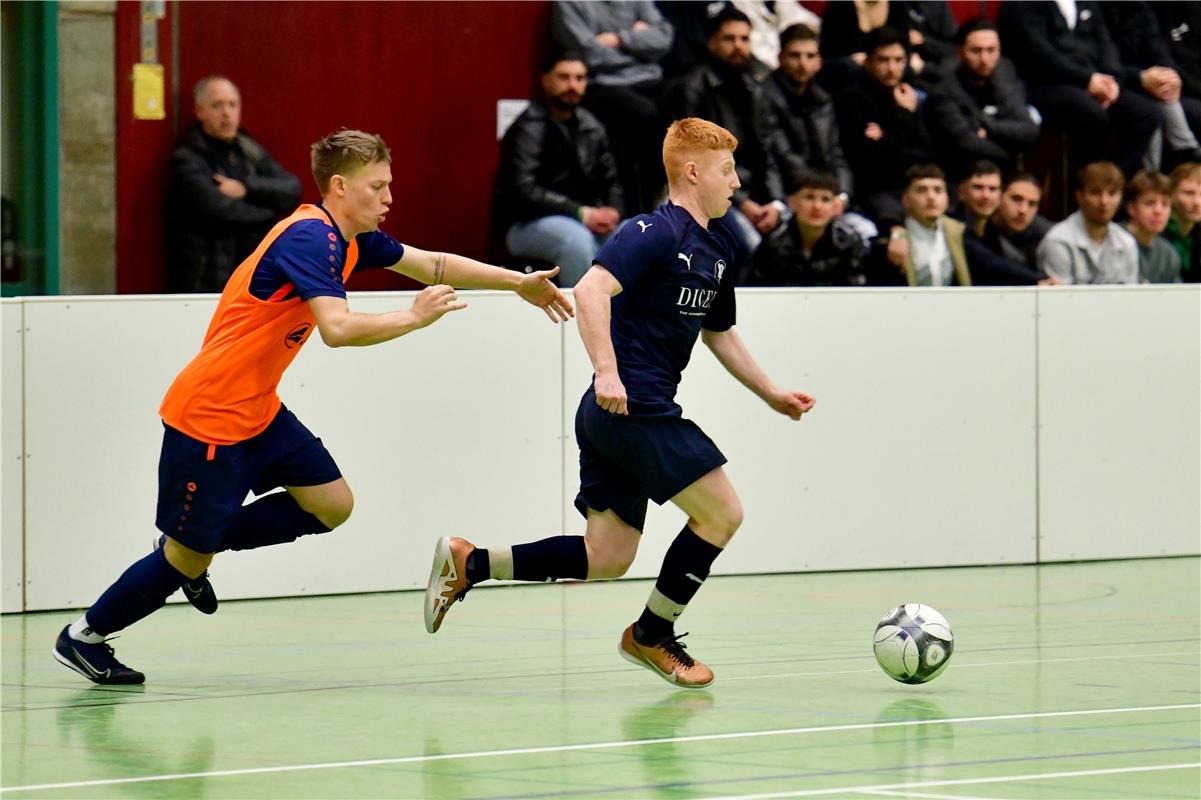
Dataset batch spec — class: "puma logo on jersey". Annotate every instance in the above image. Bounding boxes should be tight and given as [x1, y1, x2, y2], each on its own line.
[636, 221, 653, 232]
[678, 252, 693, 269]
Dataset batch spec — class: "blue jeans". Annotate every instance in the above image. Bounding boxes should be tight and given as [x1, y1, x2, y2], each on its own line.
[506, 215, 612, 287]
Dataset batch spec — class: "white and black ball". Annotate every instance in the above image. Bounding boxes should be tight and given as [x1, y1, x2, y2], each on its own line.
[873, 603, 954, 684]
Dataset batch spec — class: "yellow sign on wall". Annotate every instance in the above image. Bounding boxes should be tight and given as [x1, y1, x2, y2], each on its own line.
[132, 62, 164, 120]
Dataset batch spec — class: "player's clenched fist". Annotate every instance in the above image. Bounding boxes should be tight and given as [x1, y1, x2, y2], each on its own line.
[594, 371, 629, 416]
[410, 284, 467, 328]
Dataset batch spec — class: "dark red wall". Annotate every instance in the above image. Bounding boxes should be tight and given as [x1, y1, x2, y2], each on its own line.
[116, 0, 550, 293]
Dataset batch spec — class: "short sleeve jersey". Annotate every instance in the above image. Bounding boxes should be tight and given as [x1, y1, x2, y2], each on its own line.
[594, 201, 738, 414]
[160, 204, 404, 445]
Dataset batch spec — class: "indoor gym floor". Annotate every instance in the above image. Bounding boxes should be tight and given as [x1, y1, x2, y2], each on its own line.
[2, 557, 1198, 799]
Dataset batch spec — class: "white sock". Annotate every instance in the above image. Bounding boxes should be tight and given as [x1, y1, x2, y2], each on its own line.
[487, 547, 514, 580]
[68, 615, 105, 644]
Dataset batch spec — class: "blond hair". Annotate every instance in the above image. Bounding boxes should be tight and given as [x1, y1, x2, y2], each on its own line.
[310, 129, 391, 194]
[1169, 161, 1201, 190]
[662, 118, 738, 181]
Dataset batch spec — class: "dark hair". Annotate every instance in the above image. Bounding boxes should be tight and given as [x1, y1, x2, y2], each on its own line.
[779, 23, 819, 51]
[1003, 171, 1041, 193]
[706, 5, 751, 39]
[1076, 161, 1124, 192]
[541, 49, 587, 75]
[955, 16, 997, 47]
[1124, 170, 1172, 204]
[904, 163, 946, 189]
[864, 25, 907, 57]
[966, 160, 1002, 180]
[788, 169, 840, 195]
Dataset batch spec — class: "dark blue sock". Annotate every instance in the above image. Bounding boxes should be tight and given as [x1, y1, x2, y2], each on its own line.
[86, 548, 187, 636]
[635, 525, 723, 644]
[221, 492, 331, 552]
[512, 536, 588, 582]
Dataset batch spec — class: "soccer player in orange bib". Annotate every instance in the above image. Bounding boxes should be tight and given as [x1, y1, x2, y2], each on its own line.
[54, 129, 572, 684]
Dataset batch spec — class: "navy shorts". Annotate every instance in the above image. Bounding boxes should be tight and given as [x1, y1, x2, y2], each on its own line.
[573, 387, 726, 531]
[155, 406, 342, 553]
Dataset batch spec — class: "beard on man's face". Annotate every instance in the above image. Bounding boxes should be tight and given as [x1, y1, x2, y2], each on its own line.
[548, 91, 582, 112]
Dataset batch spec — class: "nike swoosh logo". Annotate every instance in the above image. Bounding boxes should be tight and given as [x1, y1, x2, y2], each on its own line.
[185, 584, 205, 598]
[70, 647, 111, 679]
[685, 573, 703, 584]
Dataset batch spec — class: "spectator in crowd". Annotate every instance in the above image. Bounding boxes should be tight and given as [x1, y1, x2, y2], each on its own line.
[166, 76, 301, 293]
[926, 17, 1039, 179]
[1099, 2, 1201, 170]
[1123, 170, 1182, 283]
[819, 0, 911, 93]
[1163, 161, 1201, 282]
[958, 161, 1053, 285]
[494, 52, 624, 287]
[655, 0, 720, 79]
[747, 170, 868, 286]
[835, 26, 935, 231]
[667, 5, 787, 256]
[1038, 161, 1139, 284]
[992, 173, 1054, 268]
[1152, 2, 1201, 134]
[761, 24, 853, 209]
[730, 0, 821, 77]
[885, 164, 971, 286]
[903, 1, 959, 83]
[551, 1, 673, 213]
[999, 0, 1162, 176]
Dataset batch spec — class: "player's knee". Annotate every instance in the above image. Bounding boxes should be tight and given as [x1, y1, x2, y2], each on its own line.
[698, 500, 743, 546]
[163, 538, 215, 580]
[318, 493, 354, 529]
[589, 551, 634, 580]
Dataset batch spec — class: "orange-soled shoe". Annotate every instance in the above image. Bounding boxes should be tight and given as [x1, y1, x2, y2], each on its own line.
[424, 536, 474, 634]
[619, 625, 714, 688]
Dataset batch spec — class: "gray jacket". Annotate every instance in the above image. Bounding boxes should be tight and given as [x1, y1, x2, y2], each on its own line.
[1037, 211, 1139, 284]
[551, 1, 673, 87]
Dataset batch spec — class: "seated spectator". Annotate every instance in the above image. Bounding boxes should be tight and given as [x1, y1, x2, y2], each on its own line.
[1099, 2, 1201, 170]
[903, 1, 959, 83]
[655, 0, 717, 79]
[666, 5, 787, 256]
[835, 26, 935, 231]
[1123, 170, 1182, 283]
[1038, 161, 1139, 284]
[166, 75, 301, 293]
[999, 0, 1162, 175]
[1151, 3, 1201, 138]
[494, 52, 623, 287]
[1163, 161, 1201, 282]
[762, 24, 853, 207]
[731, 0, 821, 78]
[958, 161, 1055, 285]
[926, 17, 1039, 179]
[992, 173, 1055, 268]
[747, 170, 868, 286]
[819, 0, 912, 93]
[884, 164, 972, 286]
[551, 1, 673, 212]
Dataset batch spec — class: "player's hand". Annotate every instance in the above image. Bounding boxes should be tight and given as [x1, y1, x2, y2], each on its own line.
[410, 284, 467, 328]
[517, 266, 574, 323]
[594, 371, 629, 415]
[769, 390, 815, 421]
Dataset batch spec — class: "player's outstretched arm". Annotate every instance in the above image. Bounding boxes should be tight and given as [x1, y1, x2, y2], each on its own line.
[308, 289, 466, 348]
[390, 246, 573, 323]
[701, 327, 815, 420]
[575, 265, 629, 415]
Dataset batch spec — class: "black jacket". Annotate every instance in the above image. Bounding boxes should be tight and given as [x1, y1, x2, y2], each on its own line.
[166, 124, 301, 293]
[1100, 2, 1180, 91]
[834, 71, 934, 198]
[748, 218, 868, 286]
[925, 58, 1039, 175]
[665, 57, 785, 205]
[998, 0, 1122, 88]
[494, 103, 623, 229]
[1153, 2, 1201, 98]
[760, 71, 854, 200]
[963, 221, 1043, 285]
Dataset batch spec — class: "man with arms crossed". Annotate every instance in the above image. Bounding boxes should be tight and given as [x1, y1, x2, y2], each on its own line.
[54, 130, 572, 684]
[425, 118, 815, 688]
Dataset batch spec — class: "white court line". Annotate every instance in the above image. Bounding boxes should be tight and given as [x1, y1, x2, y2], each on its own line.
[2, 703, 1197, 794]
[701, 762, 1201, 799]
[862, 790, 995, 800]
[720, 650, 1201, 682]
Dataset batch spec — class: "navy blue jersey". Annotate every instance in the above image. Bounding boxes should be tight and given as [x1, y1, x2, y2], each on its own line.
[249, 204, 404, 301]
[594, 201, 738, 414]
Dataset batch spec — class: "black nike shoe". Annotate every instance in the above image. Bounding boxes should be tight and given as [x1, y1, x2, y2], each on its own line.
[53, 626, 145, 685]
[154, 535, 218, 614]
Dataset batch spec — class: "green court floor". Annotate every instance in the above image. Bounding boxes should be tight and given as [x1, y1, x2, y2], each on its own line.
[3, 558, 1199, 798]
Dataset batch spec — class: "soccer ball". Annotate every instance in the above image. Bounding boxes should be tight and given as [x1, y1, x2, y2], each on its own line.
[873, 604, 954, 684]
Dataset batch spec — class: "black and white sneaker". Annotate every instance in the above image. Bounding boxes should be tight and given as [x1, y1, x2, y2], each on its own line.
[154, 534, 218, 614]
[53, 626, 145, 685]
